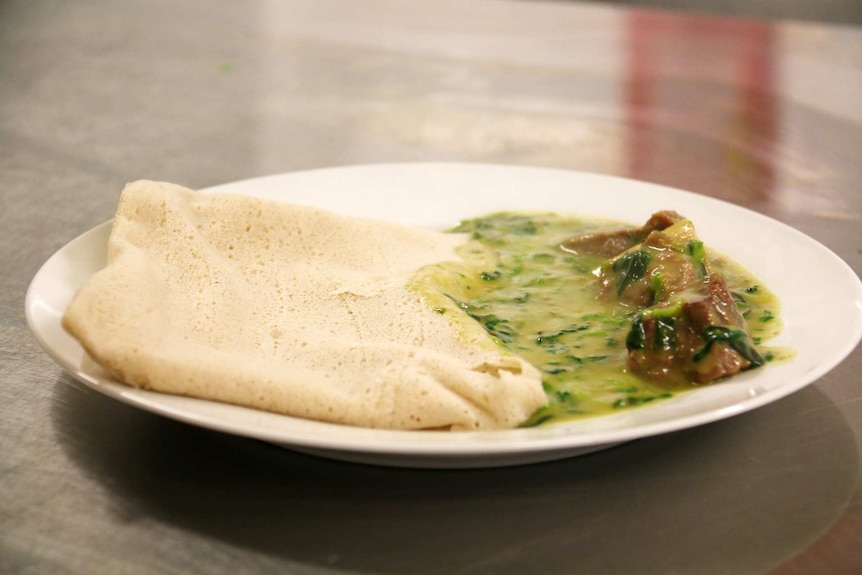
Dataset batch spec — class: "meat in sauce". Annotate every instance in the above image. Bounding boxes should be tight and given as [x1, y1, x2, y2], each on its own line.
[563, 211, 764, 386]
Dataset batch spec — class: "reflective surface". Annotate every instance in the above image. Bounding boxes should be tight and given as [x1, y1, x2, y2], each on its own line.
[2, 1, 861, 573]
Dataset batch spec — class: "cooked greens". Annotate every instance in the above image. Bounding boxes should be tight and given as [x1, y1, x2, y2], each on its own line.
[413, 211, 784, 426]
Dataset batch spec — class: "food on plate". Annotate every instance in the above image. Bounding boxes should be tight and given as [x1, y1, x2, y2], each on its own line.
[417, 211, 782, 426]
[62, 181, 784, 430]
[61, 181, 547, 431]
[560, 210, 682, 259]
[572, 211, 764, 385]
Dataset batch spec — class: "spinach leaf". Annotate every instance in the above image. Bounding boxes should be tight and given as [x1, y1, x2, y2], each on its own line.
[536, 324, 589, 345]
[653, 317, 676, 351]
[686, 240, 708, 278]
[692, 326, 764, 367]
[611, 250, 652, 297]
[625, 316, 646, 350]
[445, 295, 516, 343]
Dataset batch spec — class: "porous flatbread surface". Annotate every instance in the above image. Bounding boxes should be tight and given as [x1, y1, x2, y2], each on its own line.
[62, 181, 546, 430]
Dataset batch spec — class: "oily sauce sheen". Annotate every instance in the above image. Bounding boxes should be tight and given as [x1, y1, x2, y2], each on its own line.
[412, 212, 785, 427]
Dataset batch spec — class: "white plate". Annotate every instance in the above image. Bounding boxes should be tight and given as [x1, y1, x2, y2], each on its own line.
[26, 163, 862, 468]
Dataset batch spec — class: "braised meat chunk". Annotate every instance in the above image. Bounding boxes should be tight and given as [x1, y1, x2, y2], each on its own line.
[596, 218, 711, 308]
[560, 210, 684, 258]
[626, 276, 764, 385]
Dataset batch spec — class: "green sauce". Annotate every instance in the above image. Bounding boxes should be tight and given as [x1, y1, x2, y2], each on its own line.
[412, 212, 786, 427]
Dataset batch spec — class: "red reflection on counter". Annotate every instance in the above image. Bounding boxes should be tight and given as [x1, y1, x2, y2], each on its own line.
[625, 11, 777, 203]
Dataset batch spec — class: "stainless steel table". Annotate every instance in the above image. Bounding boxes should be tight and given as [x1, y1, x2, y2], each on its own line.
[3, 1, 860, 573]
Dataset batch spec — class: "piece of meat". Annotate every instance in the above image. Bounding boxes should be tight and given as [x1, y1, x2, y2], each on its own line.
[597, 218, 710, 307]
[560, 210, 684, 258]
[626, 277, 763, 385]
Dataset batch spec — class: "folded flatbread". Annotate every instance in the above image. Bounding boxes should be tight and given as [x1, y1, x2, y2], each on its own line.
[62, 181, 546, 430]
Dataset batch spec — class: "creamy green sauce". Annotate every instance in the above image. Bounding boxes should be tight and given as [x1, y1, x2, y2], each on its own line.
[413, 212, 785, 427]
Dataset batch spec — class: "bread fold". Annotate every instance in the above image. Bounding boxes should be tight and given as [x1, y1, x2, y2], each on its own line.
[62, 181, 546, 430]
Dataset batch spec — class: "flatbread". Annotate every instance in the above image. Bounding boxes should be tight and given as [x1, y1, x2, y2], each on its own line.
[62, 181, 546, 430]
